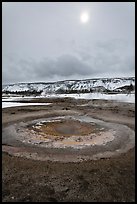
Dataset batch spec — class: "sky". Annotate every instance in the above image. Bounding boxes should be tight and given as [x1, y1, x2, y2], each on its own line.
[2, 2, 135, 84]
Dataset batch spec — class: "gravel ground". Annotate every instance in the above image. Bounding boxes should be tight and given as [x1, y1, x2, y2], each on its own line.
[2, 98, 135, 202]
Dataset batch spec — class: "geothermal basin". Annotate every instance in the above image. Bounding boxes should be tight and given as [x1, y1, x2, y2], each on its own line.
[2, 113, 135, 162]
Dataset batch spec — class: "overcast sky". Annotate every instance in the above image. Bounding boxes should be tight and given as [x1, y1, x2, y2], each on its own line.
[2, 2, 135, 84]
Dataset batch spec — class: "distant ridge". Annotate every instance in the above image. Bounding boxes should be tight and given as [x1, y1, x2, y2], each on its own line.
[2, 77, 135, 95]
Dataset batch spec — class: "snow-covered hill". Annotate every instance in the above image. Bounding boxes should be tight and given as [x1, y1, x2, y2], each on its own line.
[2, 77, 135, 95]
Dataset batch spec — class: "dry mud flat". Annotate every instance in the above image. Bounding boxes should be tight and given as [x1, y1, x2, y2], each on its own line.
[2, 98, 135, 202]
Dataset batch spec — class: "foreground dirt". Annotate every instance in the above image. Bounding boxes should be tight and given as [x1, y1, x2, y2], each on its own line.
[2, 98, 135, 202]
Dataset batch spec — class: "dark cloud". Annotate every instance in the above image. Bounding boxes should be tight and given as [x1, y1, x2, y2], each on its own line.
[2, 45, 134, 84]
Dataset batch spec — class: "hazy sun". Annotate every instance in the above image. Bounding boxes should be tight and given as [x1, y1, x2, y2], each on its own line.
[80, 12, 89, 23]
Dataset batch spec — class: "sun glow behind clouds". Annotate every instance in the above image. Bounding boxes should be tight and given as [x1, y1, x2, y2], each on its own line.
[80, 12, 89, 23]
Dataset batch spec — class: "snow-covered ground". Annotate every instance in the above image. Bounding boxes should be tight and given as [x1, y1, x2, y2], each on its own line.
[2, 102, 51, 109]
[40, 93, 135, 103]
[2, 93, 135, 109]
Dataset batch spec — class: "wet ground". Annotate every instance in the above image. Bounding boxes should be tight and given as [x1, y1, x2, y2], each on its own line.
[2, 98, 135, 202]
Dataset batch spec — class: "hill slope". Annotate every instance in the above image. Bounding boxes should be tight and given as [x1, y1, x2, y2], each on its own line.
[2, 77, 135, 95]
